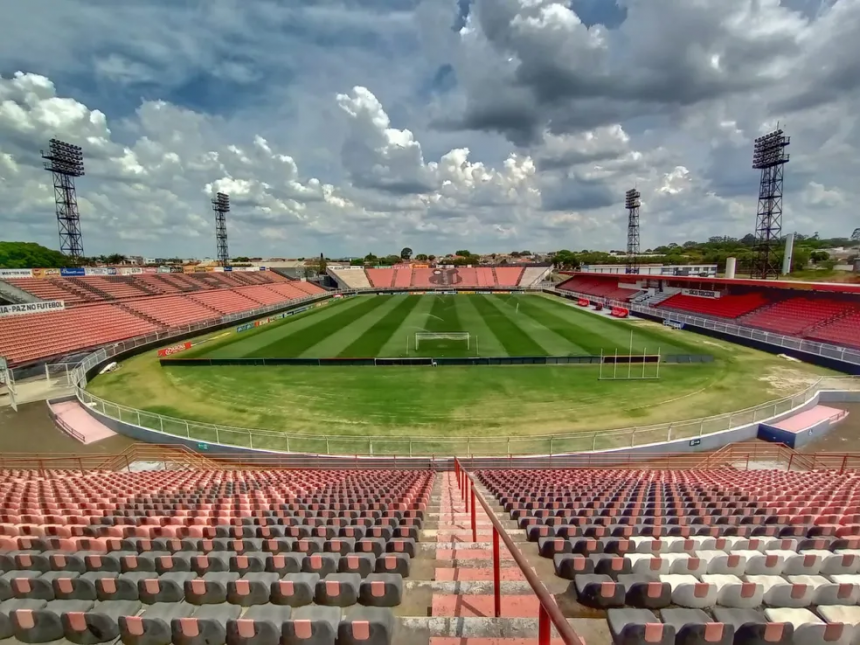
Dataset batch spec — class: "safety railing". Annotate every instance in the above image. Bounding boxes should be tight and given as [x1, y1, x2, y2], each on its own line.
[550, 287, 860, 367]
[454, 458, 584, 645]
[71, 374, 859, 457]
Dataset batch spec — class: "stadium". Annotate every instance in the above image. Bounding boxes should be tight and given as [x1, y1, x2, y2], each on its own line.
[3, 0, 860, 642]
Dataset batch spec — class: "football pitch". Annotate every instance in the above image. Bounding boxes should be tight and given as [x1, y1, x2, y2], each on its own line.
[86, 292, 834, 455]
[186, 293, 698, 359]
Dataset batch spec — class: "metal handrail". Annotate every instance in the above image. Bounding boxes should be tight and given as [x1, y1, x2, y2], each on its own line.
[454, 458, 585, 645]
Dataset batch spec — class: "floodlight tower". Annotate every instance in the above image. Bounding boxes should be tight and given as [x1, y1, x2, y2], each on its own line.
[212, 192, 230, 267]
[625, 188, 641, 275]
[41, 139, 85, 262]
[751, 128, 790, 279]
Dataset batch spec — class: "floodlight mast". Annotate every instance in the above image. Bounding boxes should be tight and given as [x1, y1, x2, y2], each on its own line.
[625, 188, 641, 275]
[751, 128, 790, 279]
[212, 192, 230, 267]
[41, 139, 86, 262]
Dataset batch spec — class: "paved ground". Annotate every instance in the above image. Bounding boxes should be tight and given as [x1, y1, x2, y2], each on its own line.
[0, 400, 136, 456]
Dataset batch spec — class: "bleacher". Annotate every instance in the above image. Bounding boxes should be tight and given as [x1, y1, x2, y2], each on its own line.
[410, 269, 434, 288]
[2, 272, 288, 305]
[328, 268, 372, 290]
[740, 297, 859, 337]
[289, 282, 325, 297]
[188, 290, 262, 315]
[494, 267, 524, 287]
[476, 267, 495, 287]
[557, 276, 639, 302]
[5, 279, 94, 306]
[392, 270, 412, 288]
[480, 467, 860, 644]
[234, 286, 291, 307]
[454, 267, 478, 287]
[365, 269, 394, 288]
[658, 292, 771, 319]
[122, 296, 220, 328]
[518, 266, 549, 287]
[0, 304, 159, 366]
[808, 311, 860, 350]
[0, 468, 430, 645]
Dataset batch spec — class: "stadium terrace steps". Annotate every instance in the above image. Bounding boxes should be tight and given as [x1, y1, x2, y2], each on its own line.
[494, 267, 524, 288]
[121, 295, 221, 328]
[411, 473, 587, 644]
[188, 290, 262, 315]
[808, 311, 860, 350]
[49, 399, 117, 445]
[658, 292, 770, 319]
[517, 266, 550, 288]
[4, 278, 96, 306]
[740, 297, 859, 337]
[557, 276, 639, 302]
[329, 268, 372, 290]
[365, 269, 393, 289]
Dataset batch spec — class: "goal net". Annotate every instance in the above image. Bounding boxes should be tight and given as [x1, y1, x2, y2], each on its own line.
[415, 332, 470, 350]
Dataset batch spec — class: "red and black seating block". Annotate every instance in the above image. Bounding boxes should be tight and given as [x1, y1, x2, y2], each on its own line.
[359, 574, 402, 608]
[266, 554, 304, 577]
[281, 605, 340, 645]
[62, 600, 142, 644]
[574, 574, 626, 609]
[301, 554, 340, 578]
[119, 601, 195, 645]
[608, 609, 675, 645]
[338, 554, 376, 578]
[337, 607, 395, 645]
[711, 608, 793, 645]
[270, 574, 319, 607]
[616, 575, 671, 610]
[314, 574, 360, 607]
[171, 604, 241, 645]
[375, 554, 410, 578]
[226, 605, 292, 645]
[553, 554, 594, 580]
[227, 573, 279, 607]
[183, 573, 239, 605]
[661, 608, 733, 645]
[229, 554, 268, 575]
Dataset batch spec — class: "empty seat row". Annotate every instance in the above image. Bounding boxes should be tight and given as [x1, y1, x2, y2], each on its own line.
[0, 598, 393, 645]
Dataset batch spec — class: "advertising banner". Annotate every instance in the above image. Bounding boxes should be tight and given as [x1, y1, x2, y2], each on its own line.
[443, 291, 457, 295]
[682, 288, 720, 299]
[254, 318, 272, 328]
[459, 291, 474, 294]
[409, 291, 423, 296]
[492, 290, 511, 295]
[476, 291, 492, 295]
[663, 320, 685, 330]
[86, 267, 117, 276]
[0, 300, 65, 317]
[0, 269, 33, 279]
[212, 267, 224, 272]
[32, 268, 60, 278]
[119, 267, 144, 275]
[158, 266, 171, 273]
[60, 268, 86, 277]
[224, 267, 233, 271]
[157, 342, 192, 358]
[144, 267, 158, 273]
[237, 322, 255, 333]
[170, 266, 184, 273]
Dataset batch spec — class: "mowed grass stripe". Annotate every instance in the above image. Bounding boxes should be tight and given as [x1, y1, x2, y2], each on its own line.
[426, 296, 461, 332]
[486, 296, 575, 355]
[198, 298, 357, 358]
[471, 295, 546, 356]
[513, 297, 597, 354]
[338, 295, 423, 358]
[248, 296, 389, 357]
[303, 295, 404, 358]
[456, 295, 506, 357]
[377, 296, 435, 357]
[532, 296, 694, 354]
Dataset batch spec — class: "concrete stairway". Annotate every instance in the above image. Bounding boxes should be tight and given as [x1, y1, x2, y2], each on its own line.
[396, 472, 609, 644]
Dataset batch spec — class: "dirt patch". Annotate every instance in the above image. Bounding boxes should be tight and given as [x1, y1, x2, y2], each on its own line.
[757, 366, 824, 396]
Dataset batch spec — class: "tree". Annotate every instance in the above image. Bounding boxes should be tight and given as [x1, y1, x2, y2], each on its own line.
[810, 251, 830, 263]
[350, 258, 364, 266]
[428, 254, 436, 262]
[852, 228, 860, 243]
[415, 253, 428, 261]
[510, 251, 521, 258]
[520, 250, 532, 256]
[400, 247, 413, 261]
[454, 249, 471, 257]
[364, 253, 378, 264]
[106, 253, 126, 264]
[0, 242, 68, 269]
[318, 253, 327, 275]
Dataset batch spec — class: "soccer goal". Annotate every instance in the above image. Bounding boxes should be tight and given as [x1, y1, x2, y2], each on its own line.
[414, 331, 471, 351]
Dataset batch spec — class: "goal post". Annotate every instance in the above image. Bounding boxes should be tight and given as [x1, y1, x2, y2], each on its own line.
[415, 331, 470, 351]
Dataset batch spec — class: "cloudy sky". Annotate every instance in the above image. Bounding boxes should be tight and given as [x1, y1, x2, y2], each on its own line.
[0, 0, 857, 259]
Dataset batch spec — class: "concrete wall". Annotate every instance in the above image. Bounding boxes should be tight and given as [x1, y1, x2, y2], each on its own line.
[77, 385, 832, 469]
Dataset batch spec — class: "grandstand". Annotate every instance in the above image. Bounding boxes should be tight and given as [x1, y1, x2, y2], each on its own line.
[557, 272, 860, 350]
[0, 273, 327, 367]
[327, 265, 544, 291]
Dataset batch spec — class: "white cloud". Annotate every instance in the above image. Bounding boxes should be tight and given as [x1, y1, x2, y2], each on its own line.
[0, 0, 858, 259]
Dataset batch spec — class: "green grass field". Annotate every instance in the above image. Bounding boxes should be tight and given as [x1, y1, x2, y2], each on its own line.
[188, 293, 698, 359]
[87, 293, 834, 455]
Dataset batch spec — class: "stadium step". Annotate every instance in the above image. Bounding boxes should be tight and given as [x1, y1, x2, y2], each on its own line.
[395, 471, 597, 644]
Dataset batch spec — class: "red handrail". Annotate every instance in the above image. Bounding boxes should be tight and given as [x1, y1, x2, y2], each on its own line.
[455, 458, 584, 645]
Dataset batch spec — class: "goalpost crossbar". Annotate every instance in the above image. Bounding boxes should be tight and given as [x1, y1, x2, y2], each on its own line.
[415, 332, 470, 350]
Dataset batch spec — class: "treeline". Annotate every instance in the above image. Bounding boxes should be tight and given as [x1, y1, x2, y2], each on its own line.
[551, 233, 858, 272]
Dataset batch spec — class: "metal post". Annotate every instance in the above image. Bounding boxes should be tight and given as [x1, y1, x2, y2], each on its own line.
[493, 527, 501, 618]
[471, 487, 477, 543]
[45, 363, 51, 386]
[787, 454, 794, 472]
[185, 421, 190, 438]
[539, 605, 551, 645]
[841, 455, 848, 475]
[249, 431, 254, 449]
[465, 477, 470, 514]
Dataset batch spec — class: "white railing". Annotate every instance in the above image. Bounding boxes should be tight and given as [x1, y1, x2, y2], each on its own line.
[41, 285, 860, 457]
[551, 287, 860, 367]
